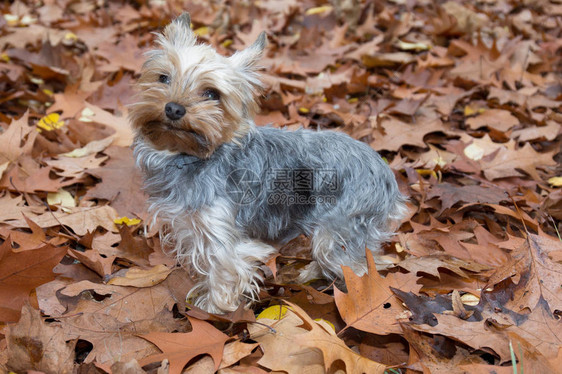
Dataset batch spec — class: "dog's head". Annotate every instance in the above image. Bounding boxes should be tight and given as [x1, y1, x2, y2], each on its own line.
[129, 13, 266, 158]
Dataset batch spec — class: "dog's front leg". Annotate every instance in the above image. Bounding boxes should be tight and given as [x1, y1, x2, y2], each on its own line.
[178, 200, 274, 313]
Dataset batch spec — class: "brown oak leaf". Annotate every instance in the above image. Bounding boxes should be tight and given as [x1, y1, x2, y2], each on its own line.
[139, 317, 229, 374]
[0, 240, 68, 322]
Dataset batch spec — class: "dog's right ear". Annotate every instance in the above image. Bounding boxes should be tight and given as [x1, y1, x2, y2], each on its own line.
[162, 12, 195, 47]
[174, 12, 191, 29]
[229, 32, 267, 72]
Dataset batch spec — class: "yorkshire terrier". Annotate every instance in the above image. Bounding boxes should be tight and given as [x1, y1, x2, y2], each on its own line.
[130, 13, 407, 313]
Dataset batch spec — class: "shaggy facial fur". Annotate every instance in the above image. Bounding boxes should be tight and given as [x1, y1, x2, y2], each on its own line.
[129, 13, 263, 158]
[131, 13, 408, 313]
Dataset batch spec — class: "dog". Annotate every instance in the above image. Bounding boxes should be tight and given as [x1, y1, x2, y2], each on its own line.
[129, 13, 407, 313]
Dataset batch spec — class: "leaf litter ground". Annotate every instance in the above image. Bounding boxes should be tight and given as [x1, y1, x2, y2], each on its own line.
[0, 0, 561, 373]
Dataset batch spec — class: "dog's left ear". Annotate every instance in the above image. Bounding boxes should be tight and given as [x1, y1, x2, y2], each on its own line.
[230, 32, 267, 71]
[162, 12, 195, 47]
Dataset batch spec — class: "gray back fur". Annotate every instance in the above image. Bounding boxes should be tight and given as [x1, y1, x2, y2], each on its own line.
[135, 126, 406, 251]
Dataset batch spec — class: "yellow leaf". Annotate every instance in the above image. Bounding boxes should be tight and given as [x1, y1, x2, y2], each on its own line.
[194, 26, 209, 36]
[107, 265, 173, 287]
[64, 32, 78, 41]
[464, 106, 476, 116]
[1, 53, 10, 63]
[47, 189, 76, 208]
[114, 216, 141, 226]
[464, 105, 485, 116]
[397, 40, 431, 51]
[298, 107, 310, 114]
[221, 39, 233, 48]
[37, 113, 64, 132]
[347, 97, 358, 104]
[257, 305, 291, 320]
[305, 5, 333, 15]
[548, 176, 562, 187]
[416, 169, 438, 179]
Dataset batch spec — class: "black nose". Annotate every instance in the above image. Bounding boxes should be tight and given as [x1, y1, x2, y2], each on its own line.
[165, 102, 186, 120]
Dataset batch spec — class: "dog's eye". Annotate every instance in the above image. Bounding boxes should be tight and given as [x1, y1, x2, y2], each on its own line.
[158, 74, 170, 84]
[202, 88, 220, 101]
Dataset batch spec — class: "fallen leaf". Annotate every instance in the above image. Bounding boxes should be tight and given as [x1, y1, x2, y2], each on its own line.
[427, 182, 508, 211]
[0, 193, 35, 222]
[362, 52, 415, 67]
[84, 146, 147, 219]
[334, 250, 422, 335]
[8, 205, 119, 235]
[36, 112, 65, 132]
[114, 216, 142, 226]
[442, 1, 488, 33]
[397, 254, 490, 279]
[0, 112, 37, 167]
[139, 317, 229, 373]
[409, 292, 562, 361]
[6, 304, 75, 374]
[61, 135, 114, 158]
[480, 141, 556, 181]
[489, 232, 562, 313]
[548, 176, 562, 187]
[465, 109, 519, 132]
[512, 121, 560, 142]
[47, 188, 76, 208]
[250, 302, 386, 373]
[79, 104, 133, 147]
[107, 264, 173, 287]
[68, 248, 115, 277]
[57, 280, 180, 365]
[0, 240, 68, 322]
[371, 116, 444, 151]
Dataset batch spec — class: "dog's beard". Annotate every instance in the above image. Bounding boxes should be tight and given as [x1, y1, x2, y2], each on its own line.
[129, 93, 240, 158]
[141, 119, 210, 156]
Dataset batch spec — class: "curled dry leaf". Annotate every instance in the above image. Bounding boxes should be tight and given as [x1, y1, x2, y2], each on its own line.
[6, 303, 75, 374]
[250, 301, 386, 373]
[479, 141, 557, 181]
[55, 280, 180, 365]
[107, 264, 173, 287]
[408, 293, 562, 362]
[489, 232, 562, 313]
